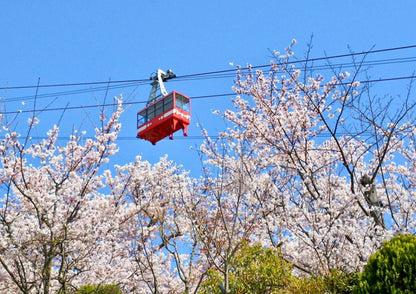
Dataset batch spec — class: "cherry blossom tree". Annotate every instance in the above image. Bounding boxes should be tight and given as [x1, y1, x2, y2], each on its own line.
[0, 96, 207, 293]
[0, 98, 127, 293]
[0, 43, 415, 294]
[105, 155, 206, 294]
[189, 134, 285, 293]
[200, 42, 416, 277]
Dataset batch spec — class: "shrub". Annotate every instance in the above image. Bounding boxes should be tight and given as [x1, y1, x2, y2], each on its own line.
[287, 269, 359, 294]
[355, 234, 416, 293]
[286, 275, 326, 294]
[323, 269, 359, 293]
[198, 242, 293, 293]
[75, 284, 123, 294]
[198, 242, 359, 293]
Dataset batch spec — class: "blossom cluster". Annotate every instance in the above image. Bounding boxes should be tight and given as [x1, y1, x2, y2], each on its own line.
[0, 51, 415, 293]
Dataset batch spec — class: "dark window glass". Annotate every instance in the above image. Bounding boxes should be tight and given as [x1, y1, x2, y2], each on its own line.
[175, 94, 190, 112]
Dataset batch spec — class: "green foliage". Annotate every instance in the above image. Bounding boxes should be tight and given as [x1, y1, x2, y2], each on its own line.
[287, 269, 359, 294]
[198, 242, 360, 294]
[231, 242, 292, 293]
[75, 284, 123, 294]
[198, 242, 292, 294]
[355, 234, 416, 294]
[198, 269, 226, 294]
[285, 275, 327, 294]
[322, 269, 359, 293]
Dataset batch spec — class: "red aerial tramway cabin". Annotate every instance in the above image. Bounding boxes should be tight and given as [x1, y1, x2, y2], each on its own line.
[137, 69, 191, 145]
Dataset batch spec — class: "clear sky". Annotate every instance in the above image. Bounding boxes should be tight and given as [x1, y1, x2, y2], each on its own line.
[1, 1, 415, 175]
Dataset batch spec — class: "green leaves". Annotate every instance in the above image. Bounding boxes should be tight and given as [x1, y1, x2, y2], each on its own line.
[199, 242, 291, 294]
[356, 234, 416, 293]
[75, 284, 122, 294]
[198, 242, 360, 293]
[230, 242, 292, 293]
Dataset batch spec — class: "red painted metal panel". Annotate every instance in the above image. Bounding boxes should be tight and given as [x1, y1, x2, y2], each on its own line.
[137, 91, 191, 145]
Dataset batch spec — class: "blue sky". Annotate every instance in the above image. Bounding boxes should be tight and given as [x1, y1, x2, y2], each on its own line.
[1, 1, 415, 175]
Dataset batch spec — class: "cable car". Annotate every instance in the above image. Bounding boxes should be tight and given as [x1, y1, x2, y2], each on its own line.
[137, 69, 191, 145]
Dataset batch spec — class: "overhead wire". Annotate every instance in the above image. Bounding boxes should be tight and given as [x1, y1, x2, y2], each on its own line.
[1, 44, 416, 141]
[175, 44, 416, 78]
[1, 74, 415, 116]
[11, 129, 395, 142]
[0, 78, 149, 91]
[3, 55, 416, 104]
[2, 82, 142, 103]
[174, 56, 416, 82]
[1, 44, 416, 93]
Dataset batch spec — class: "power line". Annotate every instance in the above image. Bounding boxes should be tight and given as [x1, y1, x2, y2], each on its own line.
[1, 44, 415, 92]
[176, 44, 416, 78]
[2, 74, 415, 116]
[12, 130, 386, 142]
[2, 82, 142, 102]
[3, 55, 416, 104]
[0, 78, 149, 91]
[174, 56, 416, 82]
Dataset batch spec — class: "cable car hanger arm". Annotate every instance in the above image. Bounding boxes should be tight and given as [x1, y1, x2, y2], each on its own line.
[148, 69, 176, 105]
